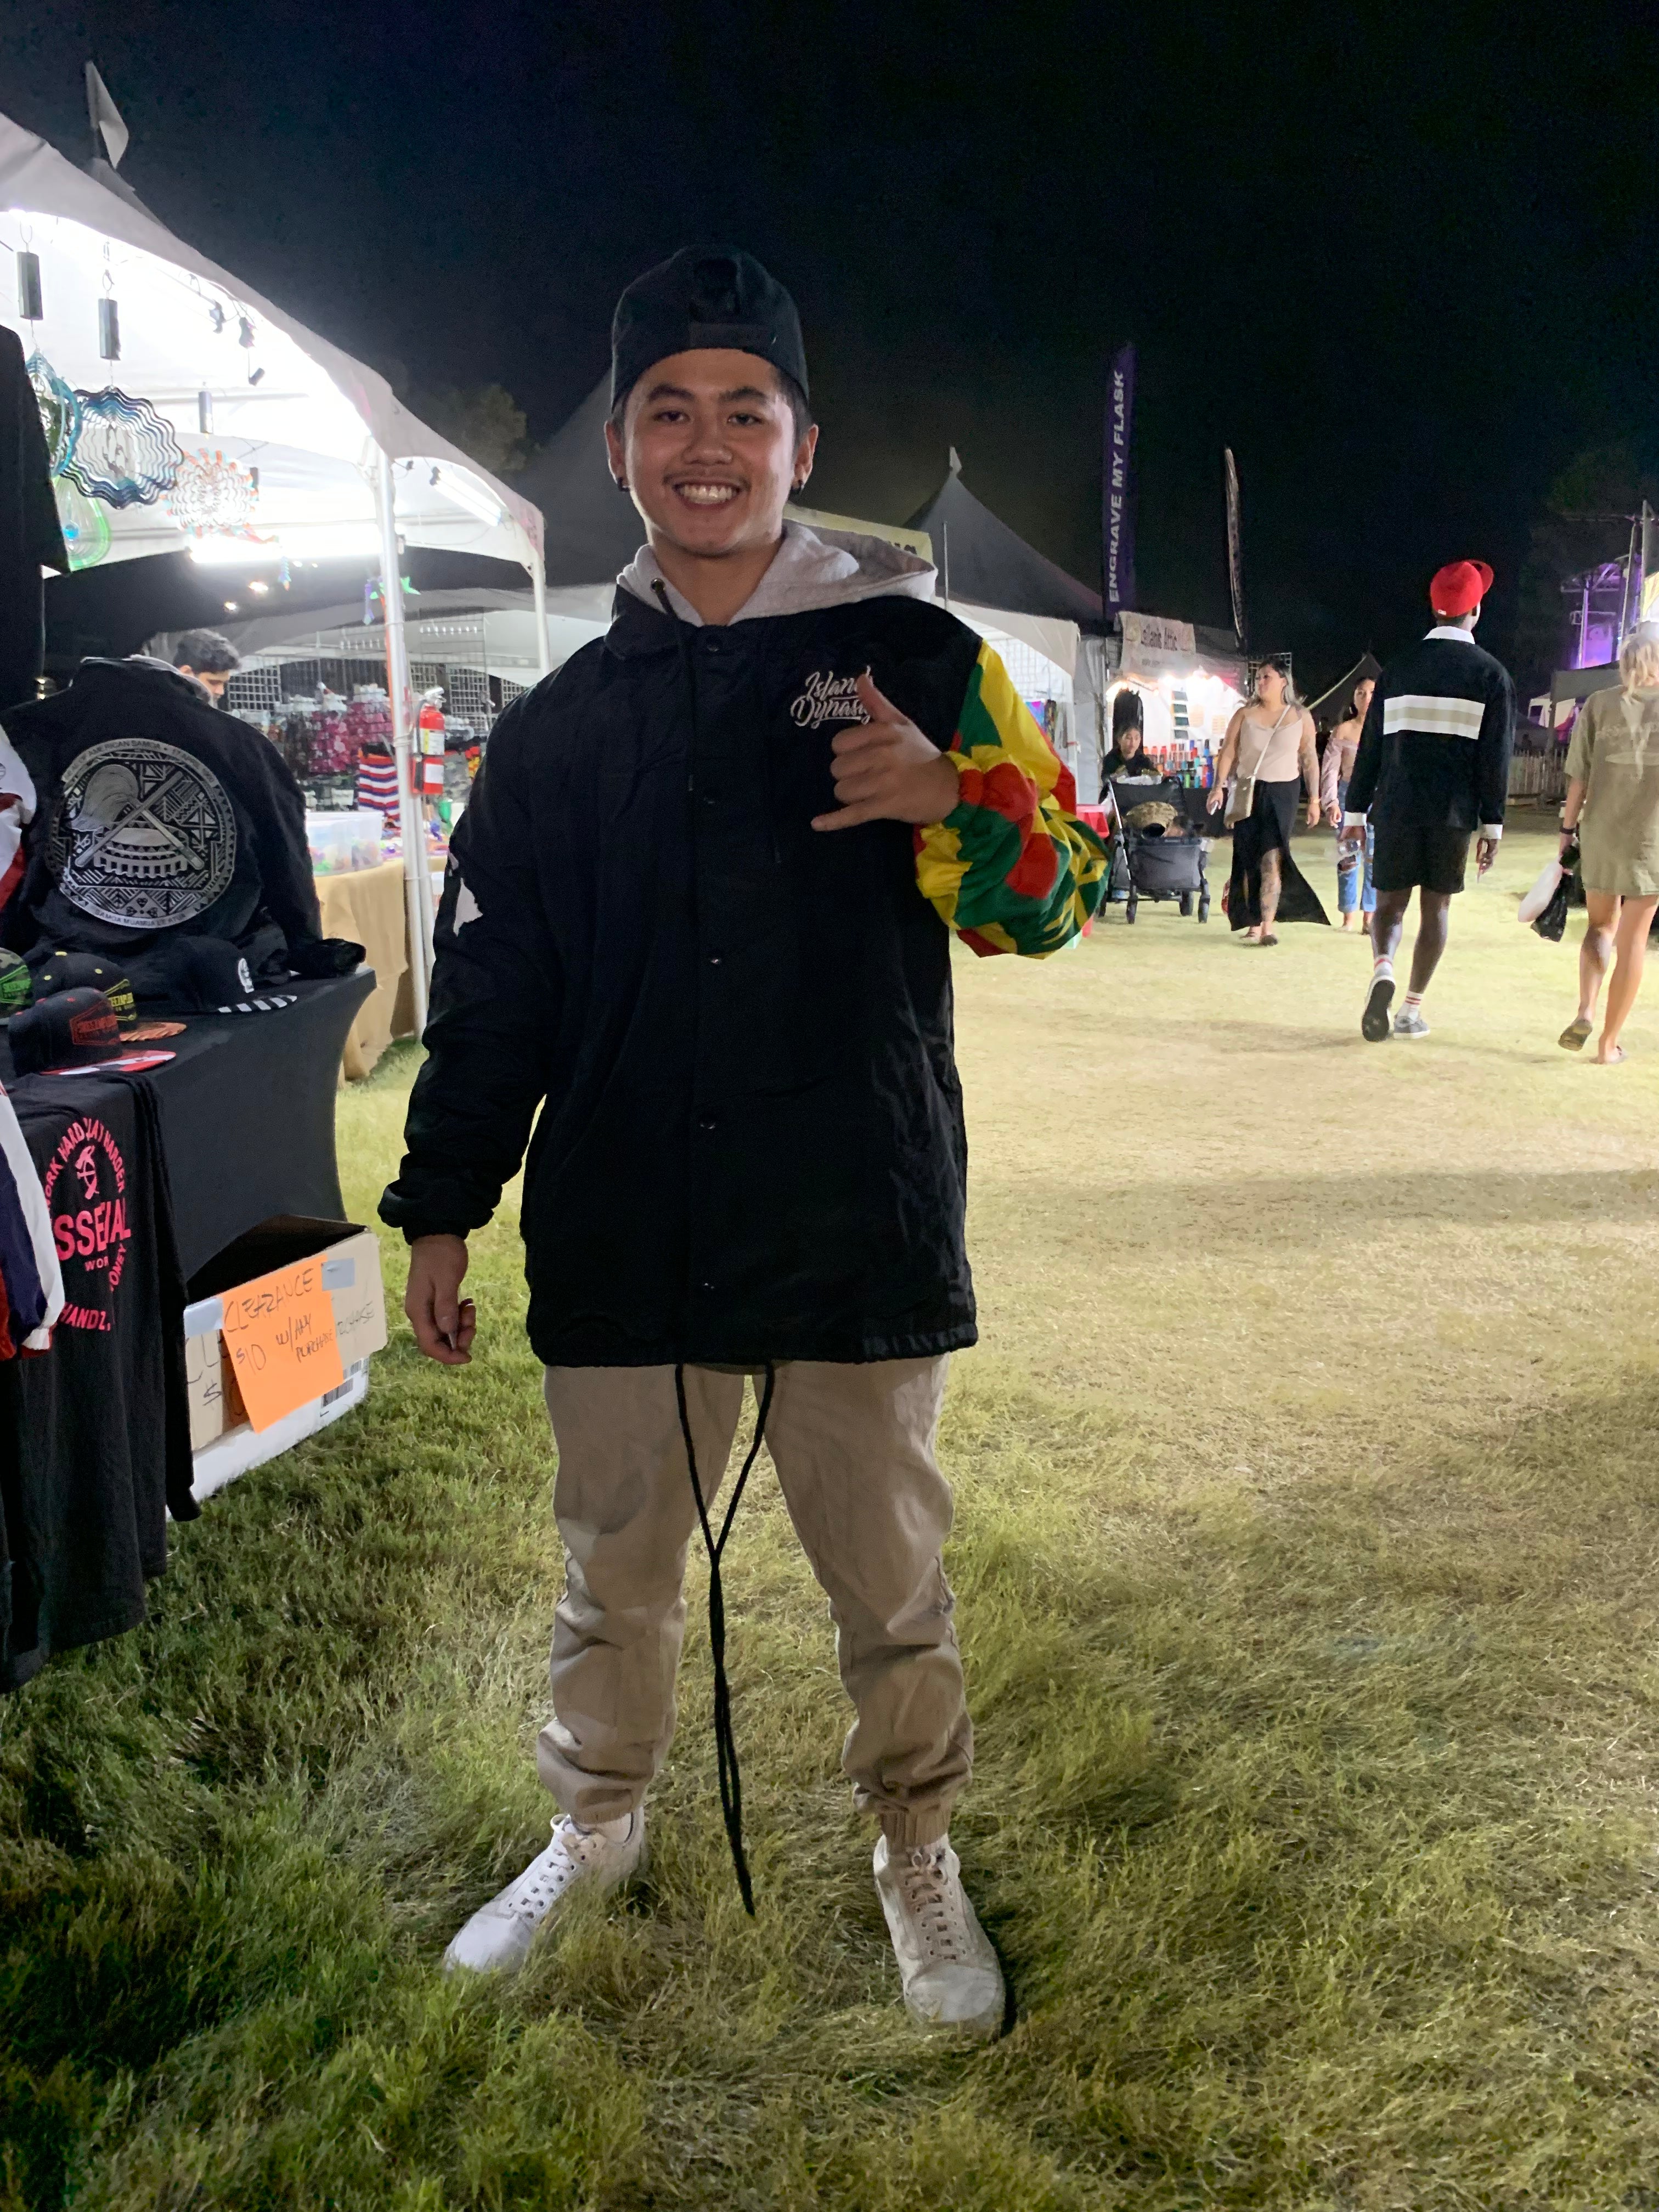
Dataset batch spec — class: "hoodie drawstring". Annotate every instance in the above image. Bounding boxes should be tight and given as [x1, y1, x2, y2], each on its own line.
[675, 1361, 775, 1915]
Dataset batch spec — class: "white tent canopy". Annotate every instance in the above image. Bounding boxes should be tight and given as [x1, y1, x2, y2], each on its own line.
[0, 106, 552, 1023]
[0, 110, 543, 574]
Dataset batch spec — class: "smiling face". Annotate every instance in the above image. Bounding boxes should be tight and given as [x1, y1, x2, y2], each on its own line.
[605, 349, 816, 562]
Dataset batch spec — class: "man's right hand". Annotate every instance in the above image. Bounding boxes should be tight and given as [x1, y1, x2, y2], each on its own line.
[404, 1233, 476, 1365]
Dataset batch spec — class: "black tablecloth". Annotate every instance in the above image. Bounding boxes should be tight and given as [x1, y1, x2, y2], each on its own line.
[1, 970, 374, 1278]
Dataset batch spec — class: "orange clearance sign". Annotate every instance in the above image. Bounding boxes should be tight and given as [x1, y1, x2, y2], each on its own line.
[218, 1254, 345, 1431]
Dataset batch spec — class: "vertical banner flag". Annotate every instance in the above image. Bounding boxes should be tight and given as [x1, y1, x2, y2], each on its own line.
[1103, 343, 1137, 616]
[1224, 447, 1246, 650]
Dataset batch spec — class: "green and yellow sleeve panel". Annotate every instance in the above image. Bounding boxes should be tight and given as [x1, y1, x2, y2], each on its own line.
[914, 640, 1111, 957]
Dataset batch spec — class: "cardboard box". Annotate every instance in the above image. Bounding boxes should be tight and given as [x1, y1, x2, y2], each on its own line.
[183, 1217, 387, 1451]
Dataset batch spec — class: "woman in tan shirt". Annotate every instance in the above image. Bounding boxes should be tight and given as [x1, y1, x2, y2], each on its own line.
[1558, 624, 1659, 1063]
[1207, 657, 1324, 941]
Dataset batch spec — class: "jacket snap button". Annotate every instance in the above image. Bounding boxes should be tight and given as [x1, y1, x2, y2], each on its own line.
[707, 952, 723, 966]
[698, 1117, 716, 1133]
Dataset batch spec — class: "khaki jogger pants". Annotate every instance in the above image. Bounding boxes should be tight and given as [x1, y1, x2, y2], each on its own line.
[535, 1356, 972, 1848]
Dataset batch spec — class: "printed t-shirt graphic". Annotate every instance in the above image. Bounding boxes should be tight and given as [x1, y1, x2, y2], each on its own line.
[47, 736, 238, 928]
[42, 1110, 131, 1333]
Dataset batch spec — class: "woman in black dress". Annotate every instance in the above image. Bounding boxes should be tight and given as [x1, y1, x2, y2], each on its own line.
[1206, 657, 1326, 943]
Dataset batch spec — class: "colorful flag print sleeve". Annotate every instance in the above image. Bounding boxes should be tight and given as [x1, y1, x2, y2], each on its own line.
[914, 640, 1110, 957]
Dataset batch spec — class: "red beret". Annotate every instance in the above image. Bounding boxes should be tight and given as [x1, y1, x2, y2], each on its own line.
[1430, 560, 1493, 617]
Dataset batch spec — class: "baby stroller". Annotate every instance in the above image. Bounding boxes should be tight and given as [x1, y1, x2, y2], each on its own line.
[1104, 782, 1211, 924]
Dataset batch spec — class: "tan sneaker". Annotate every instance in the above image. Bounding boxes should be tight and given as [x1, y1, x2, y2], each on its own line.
[443, 1811, 646, 1975]
[873, 1833, 1005, 2038]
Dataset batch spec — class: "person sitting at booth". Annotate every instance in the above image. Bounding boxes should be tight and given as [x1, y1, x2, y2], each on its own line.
[171, 628, 241, 705]
[1103, 693, 1155, 780]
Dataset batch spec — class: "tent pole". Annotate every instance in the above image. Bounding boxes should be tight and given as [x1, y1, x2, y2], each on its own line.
[531, 546, 552, 677]
[375, 447, 430, 1034]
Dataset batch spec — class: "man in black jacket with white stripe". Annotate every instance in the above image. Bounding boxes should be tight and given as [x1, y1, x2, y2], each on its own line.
[1341, 560, 1515, 1041]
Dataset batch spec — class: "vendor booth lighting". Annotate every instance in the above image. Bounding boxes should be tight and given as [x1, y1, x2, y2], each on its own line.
[187, 522, 382, 565]
[425, 464, 504, 529]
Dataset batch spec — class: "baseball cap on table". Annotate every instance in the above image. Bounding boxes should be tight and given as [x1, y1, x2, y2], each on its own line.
[29, 949, 137, 1029]
[159, 935, 296, 1015]
[1430, 560, 1494, 617]
[610, 246, 809, 411]
[9, 986, 126, 1074]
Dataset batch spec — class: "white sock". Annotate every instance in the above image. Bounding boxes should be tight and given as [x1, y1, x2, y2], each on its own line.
[1372, 956, 1393, 981]
[1403, 990, 1423, 1010]
[572, 1812, 633, 1843]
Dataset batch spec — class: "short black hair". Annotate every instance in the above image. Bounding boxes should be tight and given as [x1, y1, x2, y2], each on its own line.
[609, 362, 812, 445]
[174, 628, 240, 675]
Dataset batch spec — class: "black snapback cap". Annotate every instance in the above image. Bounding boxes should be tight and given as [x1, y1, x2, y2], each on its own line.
[30, 950, 136, 1029]
[611, 246, 809, 411]
[9, 987, 125, 1074]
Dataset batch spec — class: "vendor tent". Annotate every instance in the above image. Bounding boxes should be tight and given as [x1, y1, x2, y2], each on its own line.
[906, 454, 1104, 629]
[0, 106, 553, 1022]
[515, 375, 644, 601]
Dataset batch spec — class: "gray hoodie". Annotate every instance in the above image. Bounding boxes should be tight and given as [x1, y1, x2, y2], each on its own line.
[616, 521, 936, 627]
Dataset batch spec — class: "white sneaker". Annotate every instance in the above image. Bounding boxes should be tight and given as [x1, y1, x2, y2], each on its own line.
[873, 1833, 1005, 2038]
[443, 1810, 646, 1975]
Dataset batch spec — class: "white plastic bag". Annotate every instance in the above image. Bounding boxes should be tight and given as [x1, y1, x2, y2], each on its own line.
[1517, 857, 1564, 925]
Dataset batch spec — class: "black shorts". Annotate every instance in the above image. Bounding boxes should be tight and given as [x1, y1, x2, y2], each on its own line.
[1371, 820, 1470, 895]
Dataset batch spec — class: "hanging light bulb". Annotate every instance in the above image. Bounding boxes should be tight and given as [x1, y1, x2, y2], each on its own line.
[16, 250, 42, 324]
[208, 301, 225, 334]
[238, 315, 255, 350]
[198, 387, 213, 433]
[247, 365, 265, 386]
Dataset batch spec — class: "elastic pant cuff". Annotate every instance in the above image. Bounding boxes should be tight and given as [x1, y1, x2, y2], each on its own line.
[877, 1804, 954, 1849]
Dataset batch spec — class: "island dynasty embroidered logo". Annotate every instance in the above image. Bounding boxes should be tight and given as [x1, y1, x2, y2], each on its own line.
[789, 668, 871, 731]
[43, 1114, 131, 1331]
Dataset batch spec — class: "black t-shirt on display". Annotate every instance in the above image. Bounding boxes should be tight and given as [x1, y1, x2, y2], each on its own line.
[0, 1073, 194, 1689]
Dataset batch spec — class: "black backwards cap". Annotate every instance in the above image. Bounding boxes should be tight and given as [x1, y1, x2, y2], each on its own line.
[610, 246, 809, 412]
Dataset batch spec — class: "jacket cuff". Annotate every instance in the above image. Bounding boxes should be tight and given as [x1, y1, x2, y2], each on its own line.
[1341, 810, 1367, 830]
[1479, 823, 1503, 841]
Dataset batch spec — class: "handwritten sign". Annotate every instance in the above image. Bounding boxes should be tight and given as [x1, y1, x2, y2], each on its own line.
[218, 1254, 345, 1431]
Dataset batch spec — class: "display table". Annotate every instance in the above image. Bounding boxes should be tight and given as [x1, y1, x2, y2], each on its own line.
[0, 970, 373, 1278]
[315, 860, 411, 1080]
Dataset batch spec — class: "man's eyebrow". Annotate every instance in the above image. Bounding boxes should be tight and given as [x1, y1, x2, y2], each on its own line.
[640, 380, 775, 406]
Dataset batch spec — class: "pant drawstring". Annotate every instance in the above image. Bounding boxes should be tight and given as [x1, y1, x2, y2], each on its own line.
[675, 1361, 776, 1915]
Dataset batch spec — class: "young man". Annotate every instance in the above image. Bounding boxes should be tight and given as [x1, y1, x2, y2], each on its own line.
[1341, 560, 1515, 1040]
[380, 247, 1108, 2036]
[171, 628, 240, 703]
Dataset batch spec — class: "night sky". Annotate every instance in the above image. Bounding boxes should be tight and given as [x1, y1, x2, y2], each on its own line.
[3, 1, 1655, 690]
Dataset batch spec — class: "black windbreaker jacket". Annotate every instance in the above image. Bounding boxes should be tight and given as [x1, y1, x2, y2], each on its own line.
[381, 562, 1110, 1369]
[383, 584, 994, 1367]
[2, 658, 323, 970]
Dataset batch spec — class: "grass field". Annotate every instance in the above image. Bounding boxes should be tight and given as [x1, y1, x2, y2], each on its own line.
[9, 820, 1659, 2210]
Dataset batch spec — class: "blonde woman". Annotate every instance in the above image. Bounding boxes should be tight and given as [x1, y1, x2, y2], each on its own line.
[1207, 656, 1323, 943]
[1558, 624, 1659, 1063]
